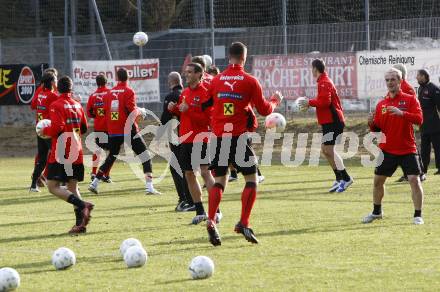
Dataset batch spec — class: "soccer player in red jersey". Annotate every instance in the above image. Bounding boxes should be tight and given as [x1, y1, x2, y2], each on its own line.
[86, 74, 112, 182]
[30, 68, 59, 189]
[38, 76, 94, 234]
[298, 59, 353, 193]
[168, 63, 220, 224]
[88, 68, 160, 195]
[363, 68, 424, 225]
[29, 71, 58, 192]
[203, 42, 283, 246]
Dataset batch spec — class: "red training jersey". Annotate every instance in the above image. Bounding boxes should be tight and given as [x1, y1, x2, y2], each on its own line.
[308, 72, 345, 125]
[43, 93, 88, 164]
[401, 79, 416, 96]
[208, 64, 278, 137]
[104, 82, 140, 136]
[171, 83, 212, 143]
[370, 90, 423, 155]
[86, 86, 110, 132]
[30, 87, 58, 124]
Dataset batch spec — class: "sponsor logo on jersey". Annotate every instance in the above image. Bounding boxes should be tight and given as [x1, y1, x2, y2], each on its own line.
[223, 103, 234, 115]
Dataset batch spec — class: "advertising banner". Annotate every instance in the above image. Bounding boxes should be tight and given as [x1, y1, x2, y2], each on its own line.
[73, 59, 160, 103]
[0, 64, 47, 105]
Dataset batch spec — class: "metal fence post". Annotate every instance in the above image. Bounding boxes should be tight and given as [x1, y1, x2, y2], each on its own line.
[209, 0, 215, 64]
[282, 0, 287, 55]
[91, 0, 112, 60]
[48, 32, 54, 68]
[137, 0, 143, 59]
[0, 39, 2, 64]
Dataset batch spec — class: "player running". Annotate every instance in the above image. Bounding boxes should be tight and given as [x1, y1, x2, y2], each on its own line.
[88, 68, 160, 195]
[203, 42, 283, 246]
[298, 59, 353, 193]
[363, 68, 424, 225]
[168, 63, 221, 224]
[86, 74, 113, 183]
[38, 76, 94, 234]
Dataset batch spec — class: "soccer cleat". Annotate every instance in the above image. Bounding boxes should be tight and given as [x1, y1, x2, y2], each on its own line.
[234, 222, 259, 244]
[88, 184, 98, 194]
[90, 174, 96, 182]
[206, 220, 221, 246]
[420, 174, 426, 182]
[192, 214, 207, 225]
[175, 201, 187, 212]
[68, 225, 86, 234]
[336, 177, 353, 193]
[145, 187, 161, 195]
[228, 176, 238, 182]
[328, 181, 340, 193]
[396, 175, 408, 182]
[101, 176, 113, 183]
[81, 202, 94, 227]
[29, 187, 41, 193]
[413, 217, 424, 225]
[362, 213, 383, 224]
[215, 211, 223, 224]
[258, 175, 265, 184]
[182, 203, 196, 212]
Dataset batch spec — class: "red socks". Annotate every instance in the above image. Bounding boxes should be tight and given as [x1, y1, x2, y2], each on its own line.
[92, 153, 100, 175]
[208, 183, 224, 221]
[240, 182, 257, 227]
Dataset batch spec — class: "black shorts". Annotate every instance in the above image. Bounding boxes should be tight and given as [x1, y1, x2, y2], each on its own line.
[375, 151, 422, 177]
[94, 131, 109, 151]
[209, 135, 257, 176]
[47, 163, 85, 182]
[180, 142, 210, 171]
[321, 122, 344, 145]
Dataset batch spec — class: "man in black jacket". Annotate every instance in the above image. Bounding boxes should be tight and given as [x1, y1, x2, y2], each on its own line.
[160, 72, 194, 211]
[417, 69, 440, 175]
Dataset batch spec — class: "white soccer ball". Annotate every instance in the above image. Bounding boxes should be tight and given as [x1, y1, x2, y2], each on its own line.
[123, 246, 147, 268]
[188, 256, 214, 280]
[52, 247, 76, 270]
[133, 32, 148, 47]
[35, 119, 51, 139]
[119, 238, 143, 257]
[0, 267, 20, 291]
[264, 113, 287, 132]
[296, 97, 309, 112]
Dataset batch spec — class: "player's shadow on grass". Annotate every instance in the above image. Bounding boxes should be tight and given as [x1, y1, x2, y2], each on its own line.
[0, 194, 55, 206]
[0, 218, 72, 228]
[0, 230, 109, 244]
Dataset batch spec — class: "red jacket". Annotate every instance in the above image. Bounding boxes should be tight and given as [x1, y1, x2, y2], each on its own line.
[207, 64, 278, 137]
[370, 90, 423, 155]
[30, 87, 58, 124]
[43, 93, 88, 164]
[171, 83, 212, 143]
[104, 82, 140, 135]
[401, 79, 416, 96]
[86, 86, 110, 132]
[308, 72, 345, 125]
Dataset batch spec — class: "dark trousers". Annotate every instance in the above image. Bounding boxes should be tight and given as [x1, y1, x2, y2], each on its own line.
[98, 131, 152, 176]
[31, 136, 51, 187]
[421, 132, 440, 173]
[169, 143, 193, 204]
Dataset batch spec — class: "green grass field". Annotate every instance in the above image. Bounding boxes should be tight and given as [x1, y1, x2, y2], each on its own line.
[1, 157, 440, 291]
